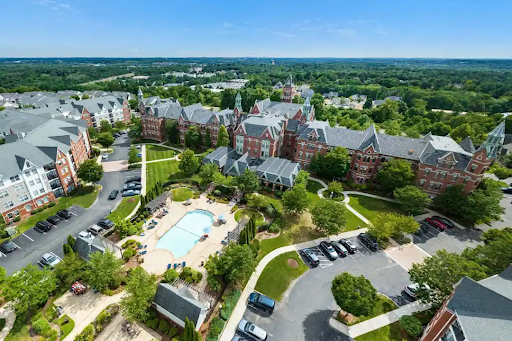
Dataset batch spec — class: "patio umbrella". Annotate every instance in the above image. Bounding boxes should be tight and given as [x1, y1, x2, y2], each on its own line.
[203, 226, 212, 234]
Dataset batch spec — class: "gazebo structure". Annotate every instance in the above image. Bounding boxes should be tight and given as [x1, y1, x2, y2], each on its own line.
[146, 192, 170, 214]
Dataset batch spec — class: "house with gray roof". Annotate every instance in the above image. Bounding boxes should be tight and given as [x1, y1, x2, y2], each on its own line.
[420, 265, 512, 341]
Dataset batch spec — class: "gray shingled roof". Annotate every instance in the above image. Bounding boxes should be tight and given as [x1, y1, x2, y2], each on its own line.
[153, 283, 207, 327]
[256, 157, 300, 187]
[0, 141, 55, 179]
[241, 116, 285, 139]
[73, 236, 106, 260]
[460, 136, 476, 153]
[202, 147, 237, 168]
[254, 99, 303, 119]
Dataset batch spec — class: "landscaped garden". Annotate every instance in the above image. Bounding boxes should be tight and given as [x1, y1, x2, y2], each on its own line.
[55, 315, 75, 339]
[146, 160, 202, 190]
[171, 187, 194, 201]
[107, 196, 140, 221]
[146, 145, 176, 161]
[355, 321, 413, 341]
[234, 208, 264, 226]
[255, 251, 308, 301]
[348, 195, 404, 224]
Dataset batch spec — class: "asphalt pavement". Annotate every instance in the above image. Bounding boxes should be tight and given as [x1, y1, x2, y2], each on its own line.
[0, 135, 140, 275]
[108, 133, 132, 161]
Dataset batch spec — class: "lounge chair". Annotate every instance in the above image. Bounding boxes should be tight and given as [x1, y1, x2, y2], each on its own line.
[140, 251, 147, 255]
[144, 245, 147, 248]
[174, 263, 177, 269]
[167, 264, 172, 270]
[140, 233, 145, 236]
[182, 261, 186, 267]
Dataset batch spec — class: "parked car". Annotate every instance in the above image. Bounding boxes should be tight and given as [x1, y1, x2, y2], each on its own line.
[39, 252, 62, 268]
[431, 216, 455, 228]
[0, 240, 17, 253]
[97, 218, 114, 229]
[301, 248, 320, 267]
[339, 238, 357, 253]
[319, 241, 338, 260]
[358, 233, 379, 251]
[102, 153, 109, 160]
[237, 319, 267, 341]
[46, 216, 62, 225]
[501, 187, 512, 194]
[331, 241, 348, 257]
[404, 283, 431, 299]
[88, 224, 104, 236]
[56, 209, 72, 219]
[125, 176, 142, 183]
[416, 221, 430, 234]
[108, 190, 119, 200]
[123, 189, 140, 197]
[231, 336, 248, 341]
[136, 145, 141, 149]
[123, 183, 142, 190]
[248, 292, 275, 314]
[425, 217, 447, 231]
[78, 230, 93, 239]
[35, 221, 52, 233]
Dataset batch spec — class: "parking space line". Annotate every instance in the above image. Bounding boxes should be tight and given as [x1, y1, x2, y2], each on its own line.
[69, 212, 77, 216]
[358, 240, 374, 254]
[11, 241, 20, 249]
[0, 252, 6, 258]
[426, 230, 437, 238]
[22, 233, 34, 241]
[349, 254, 355, 259]
[372, 263, 399, 272]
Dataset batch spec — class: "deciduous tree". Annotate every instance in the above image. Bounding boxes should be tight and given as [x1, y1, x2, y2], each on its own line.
[237, 169, 260, 194]
[393, 185, 432, 215]
[205, 244, 256, 285]
[294, 170, 309, 187]
[185, 126, 202, 148]
[77, 159, 104, 183]
[205, 128, 212, 148]
[120, 267, 158, 322]
[282, 184, 309, 215]
[376, 159, 415, 193]
[199, 163, 220, 183]
[369, 212, 419, 241]
[97, 132, 114, 149]
[165, 121, 179, 144]
[99, 119, 113, 132]
[179, 149, 200, 176]
[331, 272, 377, 316]
[217, 125, 230, 147]
[311, 199, 348, 234]
[54, 253, 87, 287]
[327, 181, 344, 199]
[86, 251, 123, 292]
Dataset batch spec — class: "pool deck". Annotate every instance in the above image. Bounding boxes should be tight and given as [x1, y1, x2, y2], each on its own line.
[117, 193, 238, 284]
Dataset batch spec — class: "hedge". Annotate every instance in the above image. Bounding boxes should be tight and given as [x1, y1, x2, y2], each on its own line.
[206, 317, 225, 341]
[220, 290, 241, 321]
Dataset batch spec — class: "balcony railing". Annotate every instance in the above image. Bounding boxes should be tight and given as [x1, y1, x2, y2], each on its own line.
[43, 163, 56, 172]
[50, 180, 62, 190]
[47, 171, 59, 180]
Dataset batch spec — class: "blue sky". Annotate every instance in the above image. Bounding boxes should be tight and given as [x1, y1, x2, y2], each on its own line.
[2, 0, 511, 58]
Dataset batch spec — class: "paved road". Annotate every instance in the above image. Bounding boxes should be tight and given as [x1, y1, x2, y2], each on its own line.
[108, 134, 132, 162]
[411, 222, 482, 255]
[240, 236, 413, 341]
[0, 148, 140, 275]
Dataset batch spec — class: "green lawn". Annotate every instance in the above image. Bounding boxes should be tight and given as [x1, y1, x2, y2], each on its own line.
[306, 180, 324, 207]
[0, 318, 5, 332]
[356, 294, 397, 324]
[146, 160, 202, 190]
[4, 185, 101, 243]
[255, 251, 308, 301]
[146, 145, 176, 161]
[55, 315, 75, 339]
[346, 209, 367, 230]
[171, 187, 194, 201]
[348, 195, 404, 224]
[107, 196, 140, 221]
[355, 321, 413, 341]
[5, 314, 31, 341]
[234, 208, 264, 226]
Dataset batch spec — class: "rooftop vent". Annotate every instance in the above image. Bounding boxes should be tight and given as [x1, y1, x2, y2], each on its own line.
[408, 149, 414, 155]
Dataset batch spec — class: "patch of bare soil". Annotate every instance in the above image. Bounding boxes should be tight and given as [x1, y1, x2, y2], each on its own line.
[287, 259, 299, 269]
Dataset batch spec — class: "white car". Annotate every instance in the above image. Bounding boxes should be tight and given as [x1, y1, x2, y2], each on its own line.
[102, 153, 108, 160]
[78, 230, 94, 240]
[237, 319, 267, 341]
[405, 283, 430, 299]
[136, 145, 141, 149]
[39, 252, 62, 268]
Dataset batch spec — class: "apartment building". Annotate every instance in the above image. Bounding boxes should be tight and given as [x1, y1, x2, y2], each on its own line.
[0, 114, 91, 223]
[420, 265, 512, 341]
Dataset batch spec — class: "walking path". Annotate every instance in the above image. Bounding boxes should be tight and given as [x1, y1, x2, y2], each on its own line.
[141, 144, 147, 195]
[329, 300, 431, 338]
[144, 142, 183, 153]
[0, 307, 15, 341]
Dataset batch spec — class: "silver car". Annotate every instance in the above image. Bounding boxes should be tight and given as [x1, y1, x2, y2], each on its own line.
[237, 319, 267, 341]
[39, 252, 62, 268]
[320, 241, 338, 260]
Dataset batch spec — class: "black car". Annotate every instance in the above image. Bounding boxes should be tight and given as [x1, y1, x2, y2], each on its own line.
[416, 221, 430, 234]
[97, 218, 114, 229]
[125, 175, 142, 183]
[358, 233, 379, 251]
[432, 216, 455, 228]
[108, 190, 119, 200]
[301, 248, 320, 267]
[35, 221, 52, 233]
[56, 209, 72, 219]
[46, 216, 62, 225]
[0, 240, 17, 253]
[501, 187, 512, 194]
[339, 238, 357, 254]
[331, 241, 348, 257]
[248, 292, 276, 314]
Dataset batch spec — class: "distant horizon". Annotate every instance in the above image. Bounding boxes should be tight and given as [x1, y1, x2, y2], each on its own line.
[2, 57, 512, 60]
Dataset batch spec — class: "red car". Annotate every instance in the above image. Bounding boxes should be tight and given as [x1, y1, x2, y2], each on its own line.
[425, 217, 447, 231]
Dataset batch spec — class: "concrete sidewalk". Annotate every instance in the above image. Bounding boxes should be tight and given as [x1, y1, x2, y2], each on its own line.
[141, 144, 147, 195]
[219, 228, 367, 341]
[329, 301, 431, 338]
[0, 306, 15, 340]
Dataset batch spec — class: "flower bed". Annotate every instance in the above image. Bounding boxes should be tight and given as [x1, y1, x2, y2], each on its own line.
[74, 304, 119, 340]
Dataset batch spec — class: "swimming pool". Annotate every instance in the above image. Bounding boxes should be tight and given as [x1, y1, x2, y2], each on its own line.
[156, 210, 215, 258]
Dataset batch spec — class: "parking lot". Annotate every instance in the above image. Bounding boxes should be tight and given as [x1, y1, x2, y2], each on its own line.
[240, 236, 414, 341]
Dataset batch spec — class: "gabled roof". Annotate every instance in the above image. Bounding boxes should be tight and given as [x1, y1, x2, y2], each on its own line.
[253, 99, 303, 119]
[73, 235, 106, 260]
[202, 147, 238, 168]
[460, 136, 476, 153]
[256, 157, 301, 187]
[0, 141, 54, 179]
[240, 116, 285, 139]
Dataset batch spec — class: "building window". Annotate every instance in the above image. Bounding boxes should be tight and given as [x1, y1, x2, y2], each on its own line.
[18, 195, 29, 202]
[357, 154, 362, 160]
[0, 191, 8, 198]
[354, 163, 359, 170]
[452, 174, 459, 182]
[36, 199, 43, 206]
[10, 175, 21, 182]
[463, 177, 470, 184]
[369, 167, 374, 173]
[43, 197, 49, 203]
[470, 164, 477, 173]
[39, 189, 45, 194]
[372, 157, 376, 163]
[32, 169, 38, 175]
[14, 184, 24, 192]
[381, 156, 386, 162]
[440, 172, 447, 179]
[24, 171, 31, 177]
[419, 179, 425, 187]
[29, 180, 35, 186]
[35, 179, 41, 184]
[424, 169, 431, 176]
[25, 204, 32, 211]
[3, 201, 14, 209]
[0, 180, 3, 187]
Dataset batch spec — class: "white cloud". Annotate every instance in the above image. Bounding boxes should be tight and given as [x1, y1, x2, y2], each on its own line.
[33, 0, 71, 11]
[223, 22, 233, 28]
[328, 29, 356, 37]
[273, 31, 296, 38]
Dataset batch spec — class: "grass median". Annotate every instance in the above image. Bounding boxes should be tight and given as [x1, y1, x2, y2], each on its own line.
[107, 196, 140, 221]
[348, 195, 404, 224]
[146, 145, 176, 161]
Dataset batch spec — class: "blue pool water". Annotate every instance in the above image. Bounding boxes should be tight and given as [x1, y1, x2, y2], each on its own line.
[156, 210, 215, 258]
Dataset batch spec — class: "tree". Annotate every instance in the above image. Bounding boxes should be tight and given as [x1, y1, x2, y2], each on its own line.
[399, 315, 423, 337]
[292, 95, 305, 104]
[0, 266, 5, 284]
[363, 98, 373, 109]
[77, 159, 104, 183]
[114, 121, 126, 129]
[393, 185, 432, 215]
[331, 272, 377, 316]
[128, 116, 142, 140]
[311, 199, 348, 234]
[237, 169, 260, 194]
[185, 126, 202, 148]
[369, 212, 419, 241]
[165, 121, 179, 144]
[450, 123, 475, 142]
[88, 126, 98, 140]
[434, 185, 467, 217]
[128, 99, 138, 110]
[282, 184, 309, 215]
[294, 170, 309, 187]
[99, 119, 113, 132]
[86, 251, 123, 292]
[120, 267, 158, 323]
[200, 163, 220, 183]
[54, 253, 87, 287]
[463, 229, 512, 276]
[179, 149, 200, 176]
[376, 159, 415, 193]
[97, 132, 114, 149]
[327, 181, 344, 199]
[217, 125, 230, 147]
[270, 90, 282, 101]
[464, 188, 504, 225]
[204, 244, 256, 285]
[409, 250, 488, 307]
[63, 243, 73, 255]
[430, 122, 451, 136]
[492, 166, 512, 179]
[128, 146, 141, 164]
[67, 235, 76, 248]
[2, 264, 57, 318]
[310, 147, 351, 179]
[204, 128, 212, 148]
[182, 317, 201, 341]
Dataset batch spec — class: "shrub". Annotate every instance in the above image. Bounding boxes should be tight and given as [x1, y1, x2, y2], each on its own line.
[121, 239, 138, 249]
[220, 290, 241, 320]
[158, 319, 170, 334]
[230, 205, 238, 213]
[146, 317, 159, 329]
[96, 310, 111, 325]
[274, 190, 283, 198]
[148, 309, 157, 320]
[252, 238, 260, 250]
[31, 210, 38, 215]
[268, 224, 280, 233]
[207, 276, 222, 292]
[207, 317, 225, 340]
[122, 249, 135, 260]
[265, 206, 275, 217]
[399, 315, 423, 337]
[48, 202, 56, 207]
[33, 318, 52, 337]
[74, 324, 94, 341]
[185, 276, 193, 284]
[360, 184, 367, 191]
[168, 327, 178, 338]
[13, 216, 20, 222]
[163, 269, 179, 283]
[250, 242, 259, 256]
[38, 207, 44, 212]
